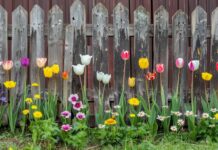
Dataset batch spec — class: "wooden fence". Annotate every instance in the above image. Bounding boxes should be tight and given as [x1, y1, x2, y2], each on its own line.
[0, 0, 218, 117]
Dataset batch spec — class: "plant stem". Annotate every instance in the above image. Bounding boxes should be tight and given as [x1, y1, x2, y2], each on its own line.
[191, 72, 194, 112]
[204, 82, 208, 103]
[176, 69, 181, 98]
[122, 60, 126, 91]
[145, 79, 150, 111]
[84, 67, 87, 98]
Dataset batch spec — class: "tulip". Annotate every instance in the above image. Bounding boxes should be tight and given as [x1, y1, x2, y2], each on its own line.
[72, 64, 85, 76]
[145, 72, 157, 81]
[216, 62, 218, 72]
[201, 72, 213, 81]
[62, 71, 69, 80]
[51, 64, 60, 74]
[36, 58, 47, 68]
[138, 57, 149, 69]
[80, 54, 92, 66]
[156, 64, 164, 73]
[43, 66, 53, 78]
[2, 60, 13, 71]
[102, 74, 111, 84]
[20, 57, 30, 67]
[188, 60, 199, 71]
[121, 50, 130, 60]
[175, 58, 184, 69]
[96, 71, 104, 82]
[128, 77, 135, 88]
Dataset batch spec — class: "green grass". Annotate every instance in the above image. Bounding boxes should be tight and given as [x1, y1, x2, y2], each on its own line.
[0, 131, 218, 150]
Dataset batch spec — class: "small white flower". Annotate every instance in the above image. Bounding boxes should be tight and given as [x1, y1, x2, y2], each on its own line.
[105, 110, 111, 113]
[171, 111, 182, 117]
[209, 124, 215, 128]
[102, 74, 111, 84]
[210, 108, 217, 113]
[157, 115, 169, 122]
[113, 105, 121, 109]
[185, 111, 193, 117]
[98, 124, 105, 129]
[137, 111, 146, 117]
[170, 126, 177, 132]
[80, 54, 92, 66]
[96, 71, 104, 82]
[177, 119, 185, 126]
[202, 113, 209, 119]
[112, 112, 119, 116]
[72, 64, 85, 75]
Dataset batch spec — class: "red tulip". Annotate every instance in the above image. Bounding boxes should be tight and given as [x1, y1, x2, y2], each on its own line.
[121, 50, 130, 60]
[145, 72, 157, 81]
[216, 62, 218, 71]
[156, 64, 164, 73]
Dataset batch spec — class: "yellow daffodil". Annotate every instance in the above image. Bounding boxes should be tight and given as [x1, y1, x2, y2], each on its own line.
[215, 113, 218, 120]
[128, 77, 135, 88]
[31, 82, 39, 87]
[129, 113, 136, 118]
[25, 98, 33, 104]
[31, 105, 38, 110]
[33, 111, 43, 119]
[43, 67, 53, 78]
[128, 97, 140, 106]
[4, 81, 16, 89]
[34, 94, 41, 99]
[22, 109, 29, 115]
[138, 57, 149, 69]
[104, 118, 117, 125]
[51, 64, 60, 74]
[201, 72, 213, 81]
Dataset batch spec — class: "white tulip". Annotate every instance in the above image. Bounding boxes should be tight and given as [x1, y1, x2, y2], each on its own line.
[72, 64, 85, 76]
[80, 54, 92, 66]
[102, 74, 111, 84]
[96, 71, 104, 82]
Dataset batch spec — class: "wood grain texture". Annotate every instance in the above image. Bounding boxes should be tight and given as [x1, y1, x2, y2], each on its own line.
[11, 5, 28, 100]
[153, 6, 169, 105]
[133, 6, 150, 97]
[172, 10, 188, 104]
[113, 2, 130, 103]
[30, 4, 45, 95]
[48, 5, 63, 97]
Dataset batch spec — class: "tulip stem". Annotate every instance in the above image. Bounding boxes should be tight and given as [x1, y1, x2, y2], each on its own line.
[122, 60, 126, 91]
[191, 72, 194, 112]
[176, 69, 181, 98]
[84, 68, 87, 98]
[79, 75, 83, 97]
[145, 79, 150, 111]
[204, 82, 208, 103]
[98, 81, 101, 106]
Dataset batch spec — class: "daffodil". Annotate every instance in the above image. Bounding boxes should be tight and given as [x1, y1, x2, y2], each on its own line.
[104, 118, 117, 125]
[25, 98, 33, 104]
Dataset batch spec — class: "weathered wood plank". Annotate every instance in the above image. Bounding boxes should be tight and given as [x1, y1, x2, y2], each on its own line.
[153, 6, 169, 105]
[133, 5, 150, 97]
[172, 10, 188, 105]
[0, 6, 8, 83]
[30, 4, 45, 95]
[113, 3, 130, 102]
[70, 0, 86, 94]
[48, 5, 64, 97]
[191, 6, 207, 110]
[62, 25, 74, 109]
[210, 7, 218, 93]
[92, 3, 109, 111]
[11, 6, 28, 100]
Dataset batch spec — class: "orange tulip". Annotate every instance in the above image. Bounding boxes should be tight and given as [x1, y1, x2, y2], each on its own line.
[2, 60, 13, 71]
[36, 58, 47, 68]
[62, 71, 69, 80]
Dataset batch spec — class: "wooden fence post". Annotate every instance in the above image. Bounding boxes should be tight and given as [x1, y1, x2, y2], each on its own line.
[133, 5, 150, 98]
[210, 7, 218, 94]
[30, 4, 45, 96]
[62, 25, 74, 109]
[172, 10, 188, 107]
[92, 3, 109, 111]
[153, 6, 169, 106]
[70, 0, 86, 94]
[48, 5, 63, 98]
[191, 6, 207, 112]
[11, 6, 28, 101]
[113, 2, 130, 103]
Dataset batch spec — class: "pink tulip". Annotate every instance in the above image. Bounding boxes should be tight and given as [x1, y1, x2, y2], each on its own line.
[156, 64, 164, 73]
[175, 58, 184, 69]
[2, 60, 13, 71]
[188, 60, 199, 72]
[121, 50, 130, 60]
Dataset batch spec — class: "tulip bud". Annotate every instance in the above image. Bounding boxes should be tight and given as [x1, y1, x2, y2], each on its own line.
[102, 74, 111, 84]
[36, 58, 47, 68]
[175, 58, 184, 69]
[2, 60, 13, 71]
[121, 50, 130, 60]
[188, 60, 199, 72]
[156, 64, 164, 73]
[128, 77, 135, 88]
[96, 71, 104, 82]
[80, 54, 92, 66]
[72, 64, 85, 76]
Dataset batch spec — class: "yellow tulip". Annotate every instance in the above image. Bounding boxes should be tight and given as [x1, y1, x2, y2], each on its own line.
[51, 64, 60, 74]
[138, 57, 149, 69]
[43, 67, 53, 78]
[128, 77, 135, 88]
[4, 81, 16, 89]
[201, 72, 213, 81]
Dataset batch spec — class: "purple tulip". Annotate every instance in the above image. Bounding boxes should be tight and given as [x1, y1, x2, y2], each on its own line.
[61, 124, 72, 132]
[20, 57, 30, 67]
[60, 111, 71, 119]
[76, 112, 85, 120]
